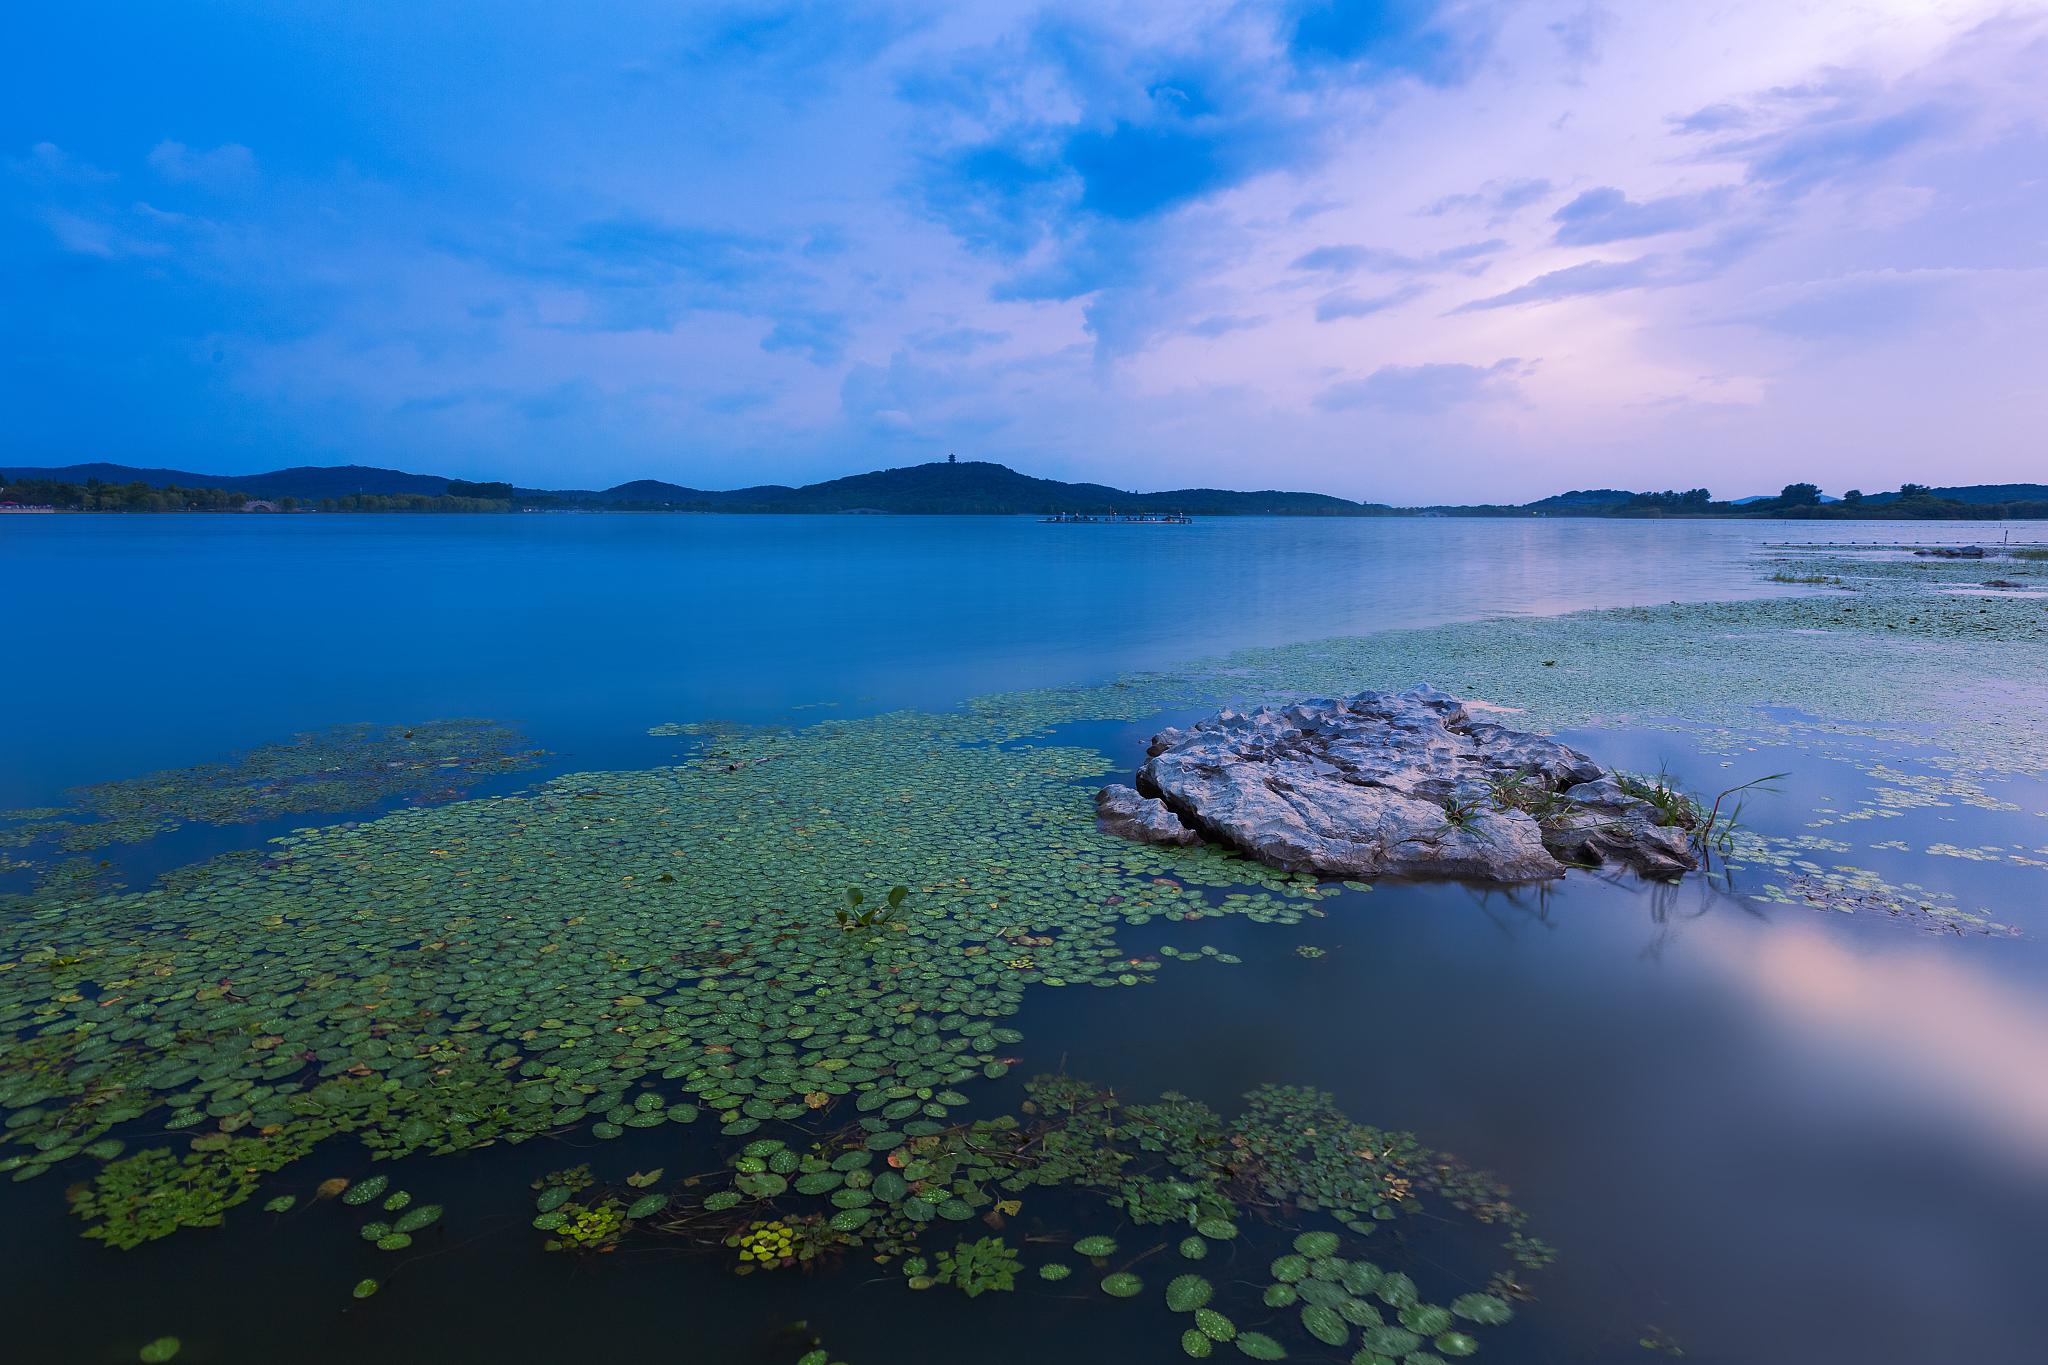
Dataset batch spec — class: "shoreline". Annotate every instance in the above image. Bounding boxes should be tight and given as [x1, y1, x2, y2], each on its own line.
[12, 506, 2048, 525]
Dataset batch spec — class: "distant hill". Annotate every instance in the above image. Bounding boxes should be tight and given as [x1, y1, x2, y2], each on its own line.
[6, 458, 1381, 515]
[523, 462, 1379, 515]
[8, 459, 2046, 519]
[1524, 489, 1636, 511]
[6, 463, 451, 498]
[1865, 483, 2048, 506]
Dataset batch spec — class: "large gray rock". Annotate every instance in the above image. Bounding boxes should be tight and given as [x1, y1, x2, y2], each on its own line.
[1115, 686, 1697, 883]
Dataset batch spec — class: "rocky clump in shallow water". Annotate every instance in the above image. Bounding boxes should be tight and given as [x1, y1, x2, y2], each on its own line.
[1094, 784, 1201, 846]
[1100, 686, 1697, 883]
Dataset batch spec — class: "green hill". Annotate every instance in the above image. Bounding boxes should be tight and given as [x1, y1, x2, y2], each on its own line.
[1865, 483, 2048, 506]
[531, 462, 1379, 514]
[9, 459, 2047, 519]
[4, 462, 451, 498]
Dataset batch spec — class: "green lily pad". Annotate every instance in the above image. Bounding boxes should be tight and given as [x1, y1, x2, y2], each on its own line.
[1403, 1305, 1453, 1336]
[1302, 1303, 1349, 1347]
[1451, 1293, 1513, 1326]
[1167, 1273, 1212, 1312]
[1292, 1230, 1339, 1258]
[1101, 1272, 1143, 1298]
[1360, 1325, 1420, 1356]
[1235, 1332, 1286, 1360]
[390, 1204, 441, 1235]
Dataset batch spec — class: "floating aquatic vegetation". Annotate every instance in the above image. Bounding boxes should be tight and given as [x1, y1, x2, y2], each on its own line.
[5, 691, 1335, 1245]
[1168, 1273, 1213, 1311]
[542, 1197, 628, 1254]
[935, 1235, 1019, 1296]
[67, 1129, 317, 1247]
[547, 1075, 1539, 1364]
[1235, 1331, 1286, 1359]
[391, 1202, 441, 1234]
[1, 719, 542, 860]
[352, 1278, 379, 1299]
[137, 1338, 180, 1363]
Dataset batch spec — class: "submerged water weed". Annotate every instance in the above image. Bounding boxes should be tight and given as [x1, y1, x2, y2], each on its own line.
[0, 719, 542, 860]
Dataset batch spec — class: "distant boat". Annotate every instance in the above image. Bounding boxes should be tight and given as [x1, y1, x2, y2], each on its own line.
[1040, 510, 1192, 524]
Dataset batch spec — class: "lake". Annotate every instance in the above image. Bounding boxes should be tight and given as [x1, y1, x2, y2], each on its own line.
[3, 514, 2044, 1365]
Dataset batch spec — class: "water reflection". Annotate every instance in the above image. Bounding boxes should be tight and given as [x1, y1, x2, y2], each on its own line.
[0, 514, 1996, 808]
[1716, 920, 2048, 1169]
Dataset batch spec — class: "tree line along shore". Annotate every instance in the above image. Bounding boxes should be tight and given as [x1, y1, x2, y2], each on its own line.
[5, 464, 2046, 520]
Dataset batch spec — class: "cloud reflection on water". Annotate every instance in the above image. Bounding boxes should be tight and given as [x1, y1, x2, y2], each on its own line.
[1710, 919, 2048, 1172]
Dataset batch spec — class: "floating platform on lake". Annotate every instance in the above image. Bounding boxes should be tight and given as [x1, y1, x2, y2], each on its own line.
[1040, 511, 1192, 524]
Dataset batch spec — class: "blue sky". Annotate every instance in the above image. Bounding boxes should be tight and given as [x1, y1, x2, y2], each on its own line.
[5, 0, 2045, 501]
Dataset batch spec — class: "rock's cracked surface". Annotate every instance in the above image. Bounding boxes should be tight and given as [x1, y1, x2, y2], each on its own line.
[1099, 686, 1697, 883]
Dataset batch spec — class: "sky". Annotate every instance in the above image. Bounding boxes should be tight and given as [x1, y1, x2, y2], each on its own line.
[4, 0, 2045, 503]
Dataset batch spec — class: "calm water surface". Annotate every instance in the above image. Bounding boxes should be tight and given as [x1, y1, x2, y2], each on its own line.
[3, 514, 2043, 1364]
[7, 512, 2022, 806]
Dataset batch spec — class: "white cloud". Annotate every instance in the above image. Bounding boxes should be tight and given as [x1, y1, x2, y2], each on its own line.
[147, 140, 257, 187]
